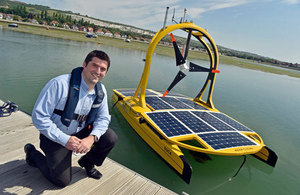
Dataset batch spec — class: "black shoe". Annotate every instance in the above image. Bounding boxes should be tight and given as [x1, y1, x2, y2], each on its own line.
[78, 157, 102, 179]
[24, 143, 37, 168]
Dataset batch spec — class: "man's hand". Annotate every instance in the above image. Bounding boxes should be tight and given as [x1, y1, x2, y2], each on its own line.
[75, 135, 95, 154]
[65, 136, 82, 151]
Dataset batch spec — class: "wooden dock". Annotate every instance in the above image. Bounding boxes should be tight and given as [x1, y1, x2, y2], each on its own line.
[0, 100, 177, 194]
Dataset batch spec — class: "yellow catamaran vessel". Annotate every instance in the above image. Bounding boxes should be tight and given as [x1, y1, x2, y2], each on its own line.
[112, 8, 277, 183]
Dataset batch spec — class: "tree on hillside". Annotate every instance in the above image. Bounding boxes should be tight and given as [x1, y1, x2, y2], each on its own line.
[28, 12, 33, 19]
[13, 15, 19, 21]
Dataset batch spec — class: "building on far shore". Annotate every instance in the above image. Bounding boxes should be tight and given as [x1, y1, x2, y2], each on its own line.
[50, 20, 59, 26]
[114, 32, 121, 38]
[79, 26, 87, 32]
[87, 27, 93, 33]
[104, 30, 113, 37]
[96, 28, 104, 35]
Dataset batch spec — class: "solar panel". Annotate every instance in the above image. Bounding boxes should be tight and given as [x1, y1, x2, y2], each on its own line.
[170, 111, 216, 133]
[161, 97, 193, 109]
[146, 112, 192, 137]
[145, 96, 174, 110]
[198, 132, 257, 150]
[146, 96, 209, 111]
[191, 111, 236, 131]
[210, 112, 253, 132]
[178, 98, 208, 110]
[116, 89, 158, 97]
[115, 89, 136, 97]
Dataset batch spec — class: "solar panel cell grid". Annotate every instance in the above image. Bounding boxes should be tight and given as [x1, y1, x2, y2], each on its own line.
[179, 98, 208, 110]
[192, 111, 236, 131]
[145, 96, 174, 110]
[210, 112, 253, 132]
[161, 97, 192, 109]
[147, 112, 192, 137]
[198, 132, 257, 150]
[170, 111, 216, 133]
[116, 89, 136, 97]
[146, 96, 209, 110]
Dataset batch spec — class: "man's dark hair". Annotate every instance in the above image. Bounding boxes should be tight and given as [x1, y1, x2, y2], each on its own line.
[84, 50, 110, 70]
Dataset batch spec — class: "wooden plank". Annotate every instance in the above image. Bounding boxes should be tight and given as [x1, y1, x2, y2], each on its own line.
[0, 114, 33, 136]
[87, 168, 135, 195]
[111, 175, 147, 195]
[0, 128, 38, 156]
[155, 188, 179, 195]
[0, 126, 37, 145]
[0, 140, 39, 164]
[0, 159, 25, 176]
[0, 163, 44, 193]
[0, 114, 29, 127]
[0, 121, 33, 135]
[133, 181, 161, 195]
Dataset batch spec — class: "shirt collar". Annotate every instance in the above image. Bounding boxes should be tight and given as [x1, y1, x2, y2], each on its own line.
[81, 73, 96, 95]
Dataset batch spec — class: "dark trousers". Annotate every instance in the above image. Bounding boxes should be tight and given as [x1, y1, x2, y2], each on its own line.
[30, 128, 118, 187]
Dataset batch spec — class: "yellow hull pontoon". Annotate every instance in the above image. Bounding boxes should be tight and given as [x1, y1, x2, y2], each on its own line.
[112, 22, 277, 183]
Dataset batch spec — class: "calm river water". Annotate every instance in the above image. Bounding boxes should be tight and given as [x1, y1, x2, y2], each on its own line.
[1, 28, 300, 194]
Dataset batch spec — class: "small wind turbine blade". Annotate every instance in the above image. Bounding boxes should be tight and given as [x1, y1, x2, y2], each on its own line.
[170, 33, 185, 66]
[163, 71, 186, 97]
[189, 62, 211, 72]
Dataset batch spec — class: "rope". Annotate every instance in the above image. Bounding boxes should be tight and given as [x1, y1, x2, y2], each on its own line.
[0, 101, 18, 117]
[229, 155, 247, 181]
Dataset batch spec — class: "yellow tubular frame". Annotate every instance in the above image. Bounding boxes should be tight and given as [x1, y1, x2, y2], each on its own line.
[134, 22, 219, 109]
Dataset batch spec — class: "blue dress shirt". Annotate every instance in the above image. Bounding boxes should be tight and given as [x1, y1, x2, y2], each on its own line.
[32, 73, 111, 147]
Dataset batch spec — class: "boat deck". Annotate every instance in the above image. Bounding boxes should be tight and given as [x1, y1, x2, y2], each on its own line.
[0, 100, 177, 195]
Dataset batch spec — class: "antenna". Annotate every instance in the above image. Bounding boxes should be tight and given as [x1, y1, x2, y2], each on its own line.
[183, 8, 187, 22]
[171, 8, 179, 24]
[163, 7, 169, 30]
[172, 8, 176, 23]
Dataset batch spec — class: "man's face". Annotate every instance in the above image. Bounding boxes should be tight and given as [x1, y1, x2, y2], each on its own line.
[82, 57, 108, 86]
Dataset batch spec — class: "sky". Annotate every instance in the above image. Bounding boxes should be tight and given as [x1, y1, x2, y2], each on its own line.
[19, 0, 300, 63]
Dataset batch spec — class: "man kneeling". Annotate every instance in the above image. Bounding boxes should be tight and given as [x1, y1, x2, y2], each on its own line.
[24, 50, 117, 187]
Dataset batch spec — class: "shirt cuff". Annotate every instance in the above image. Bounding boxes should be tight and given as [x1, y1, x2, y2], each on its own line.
[58, 133, 71, 146]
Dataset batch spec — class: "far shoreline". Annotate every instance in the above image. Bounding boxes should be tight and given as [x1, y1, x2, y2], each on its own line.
[1, 20, 299, 78]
